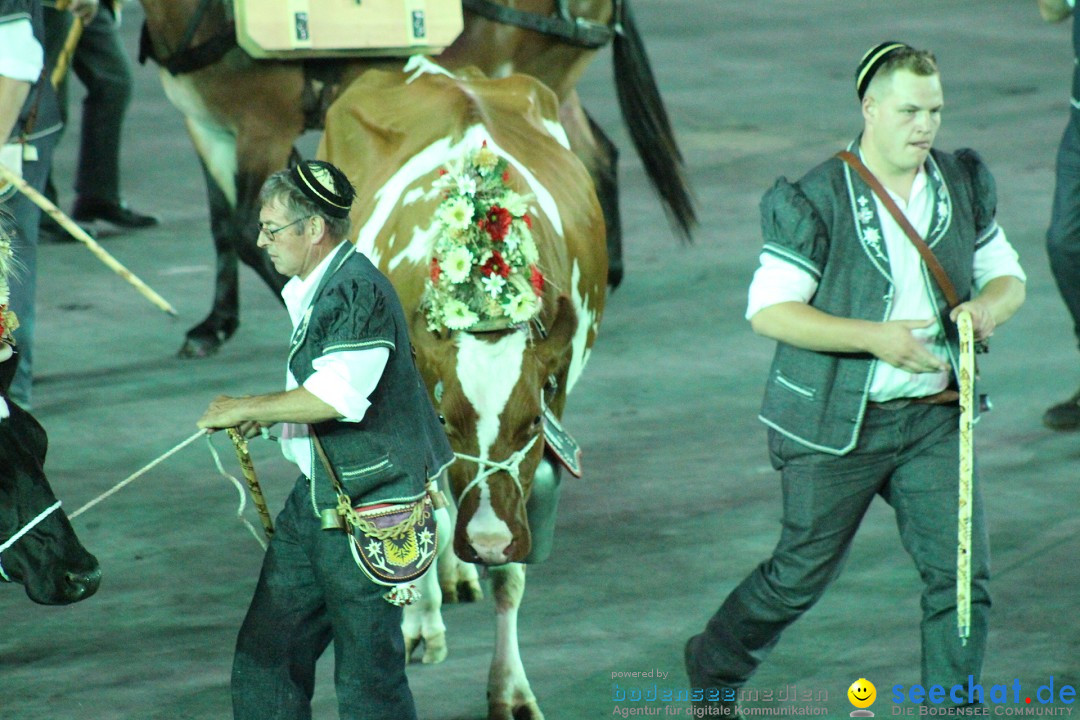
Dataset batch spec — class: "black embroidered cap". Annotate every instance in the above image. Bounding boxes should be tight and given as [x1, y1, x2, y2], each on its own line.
[856, 41, 911, 100]
[290, 160, 355, 219]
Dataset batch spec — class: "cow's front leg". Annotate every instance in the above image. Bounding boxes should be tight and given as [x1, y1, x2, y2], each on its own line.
[488, 563, 543, 720]
[402, 504, 452, 664]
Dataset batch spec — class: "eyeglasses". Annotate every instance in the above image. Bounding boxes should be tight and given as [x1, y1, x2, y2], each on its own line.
[257, 215, 310, 242]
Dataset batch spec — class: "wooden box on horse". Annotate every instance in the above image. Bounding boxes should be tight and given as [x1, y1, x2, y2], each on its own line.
[234, 0, 464, 58]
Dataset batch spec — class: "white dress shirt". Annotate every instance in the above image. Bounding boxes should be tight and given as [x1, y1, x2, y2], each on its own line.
[0, 19, 42, 84]
[278, 247, 389, 478]
[746, 166, 1026, 401]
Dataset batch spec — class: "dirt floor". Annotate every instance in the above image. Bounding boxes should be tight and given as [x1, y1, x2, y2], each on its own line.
[3, 1, 1079, 718]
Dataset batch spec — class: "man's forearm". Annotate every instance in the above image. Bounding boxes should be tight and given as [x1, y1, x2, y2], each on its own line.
[198, 387, 342, 431]
[973, 275, 1026, 327]
[750, 302, 877, 353]
[0, 76, 30, 143]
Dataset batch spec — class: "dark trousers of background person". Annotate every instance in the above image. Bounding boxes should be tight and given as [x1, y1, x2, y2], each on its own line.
[4, 131, 59, 408]
[232, 476, 418, 720]
[42, 4, 132, 210]
[1048, 114, 1080, 352]
[686, 403, 990, 700]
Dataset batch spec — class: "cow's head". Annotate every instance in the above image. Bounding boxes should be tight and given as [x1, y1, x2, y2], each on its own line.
[0, 350, 101, 604]
[414, 296, 577, 565]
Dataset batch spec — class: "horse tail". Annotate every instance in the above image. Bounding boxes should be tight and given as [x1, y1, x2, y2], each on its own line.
[612, 0, 696, 242]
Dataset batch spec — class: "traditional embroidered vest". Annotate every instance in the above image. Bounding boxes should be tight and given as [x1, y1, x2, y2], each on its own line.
[288, 242, 453, 510]
[758, 142, 997, 455]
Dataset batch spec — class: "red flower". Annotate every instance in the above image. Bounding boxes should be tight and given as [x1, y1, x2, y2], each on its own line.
[438, 168, 447, 176]
[522, 213, 533, 229]
[481, 205, 513, 242]
[430, 257, 441, 283]
[530, 265, 544, 296]
[481, 251, 511, 278]
[501, 170, 510, 184]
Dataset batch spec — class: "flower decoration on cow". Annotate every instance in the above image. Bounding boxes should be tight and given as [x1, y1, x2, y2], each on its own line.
[0, 229, 19, 350]
[424, 143, 545, 332]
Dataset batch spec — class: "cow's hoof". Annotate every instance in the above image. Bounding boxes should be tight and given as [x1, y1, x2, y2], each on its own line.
[405, 631, 447, 665]
[489, 701, 544, 720]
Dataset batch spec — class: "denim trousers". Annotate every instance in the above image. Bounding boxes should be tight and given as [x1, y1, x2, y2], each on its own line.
[5, 129, 58, 408]
[232, 476, 417, 720]
[1047, 113, 1080, 350]
[687, 403, 990, 699]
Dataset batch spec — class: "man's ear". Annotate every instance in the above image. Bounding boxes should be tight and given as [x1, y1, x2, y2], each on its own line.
[308, 215, 326, 243]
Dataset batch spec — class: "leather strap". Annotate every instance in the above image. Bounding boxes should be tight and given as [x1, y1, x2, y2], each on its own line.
[836, 150, 960, 309]
[461, 0, 614, 49]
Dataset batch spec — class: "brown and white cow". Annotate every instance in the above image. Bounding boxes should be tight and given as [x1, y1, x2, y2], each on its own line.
[321, 58, 606, 720]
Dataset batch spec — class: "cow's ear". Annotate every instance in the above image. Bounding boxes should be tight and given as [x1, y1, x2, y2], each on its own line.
[539, 295, 577, 367]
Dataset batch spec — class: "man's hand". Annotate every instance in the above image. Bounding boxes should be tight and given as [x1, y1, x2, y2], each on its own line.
[950, 300, 995, 342]
[1038, 0, 1073, 22]
[197, 394, 254, 433]
[68, 0, 100, 24]
[863, 318, 950, 374]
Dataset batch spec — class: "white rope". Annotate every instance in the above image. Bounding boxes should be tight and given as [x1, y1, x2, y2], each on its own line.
[205, 435, 267, 550]
[0, 500, 63, 581]
[69, 430, 208, 520]
[453, 434, 540, 503]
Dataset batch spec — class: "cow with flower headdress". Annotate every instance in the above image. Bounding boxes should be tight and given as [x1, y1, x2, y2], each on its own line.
[320, 58, 606, 720]
[0, 225, 101, 605]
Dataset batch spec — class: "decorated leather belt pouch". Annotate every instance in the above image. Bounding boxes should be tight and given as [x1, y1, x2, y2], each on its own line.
[321, 492, 439, 587]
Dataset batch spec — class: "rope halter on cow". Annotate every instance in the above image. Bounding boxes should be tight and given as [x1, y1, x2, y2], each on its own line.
[0, 500, 62, 582]
[453, 434, 540, 505]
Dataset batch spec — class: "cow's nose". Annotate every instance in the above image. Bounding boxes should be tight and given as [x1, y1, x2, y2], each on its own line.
[64, 565, 101, 602]
[469, 537, 515, 565]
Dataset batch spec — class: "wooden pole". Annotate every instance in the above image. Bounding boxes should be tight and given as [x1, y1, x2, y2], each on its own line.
[227, 428, 275, 541]
[50, 16, 84, 90]
[956, 310, 974, 644]
[0, 162, 178, 316]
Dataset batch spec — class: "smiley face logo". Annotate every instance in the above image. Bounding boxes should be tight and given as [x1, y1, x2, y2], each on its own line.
[848, 678, 876, 709]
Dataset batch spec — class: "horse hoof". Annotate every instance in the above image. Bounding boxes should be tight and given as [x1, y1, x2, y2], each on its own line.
[488, 701, 544, 720]
[177, 335, 222, 359]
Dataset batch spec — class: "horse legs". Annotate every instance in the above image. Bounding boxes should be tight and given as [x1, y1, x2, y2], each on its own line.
[178, 157, 241, 358]
[488, 563, 543, 720]
[175, 121, 289, 358]
[560, 92, 623, 289]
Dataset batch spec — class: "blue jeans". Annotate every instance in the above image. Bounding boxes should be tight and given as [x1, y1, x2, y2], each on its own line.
[687, 403, 990, 698]
[5, 129, 59, 408]
[1048, 113, 1080, 350]
[232, 476, 417, 720]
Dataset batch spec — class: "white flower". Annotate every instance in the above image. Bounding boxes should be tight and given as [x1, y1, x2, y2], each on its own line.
[498, 191, 530, 216]
[455, 174, 478, 197]
[504, 292, 539, 323]
[0, 278, 8, 307]
[481, 274, 507, 298]
[519, 234, 540, 264]
[437, 196, 474, 232]
[443, 246, 474, 284]
[442, 298, 479, 330]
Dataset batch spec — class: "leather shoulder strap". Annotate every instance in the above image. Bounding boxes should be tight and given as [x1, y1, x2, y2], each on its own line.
[836, 150, 960, 309]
